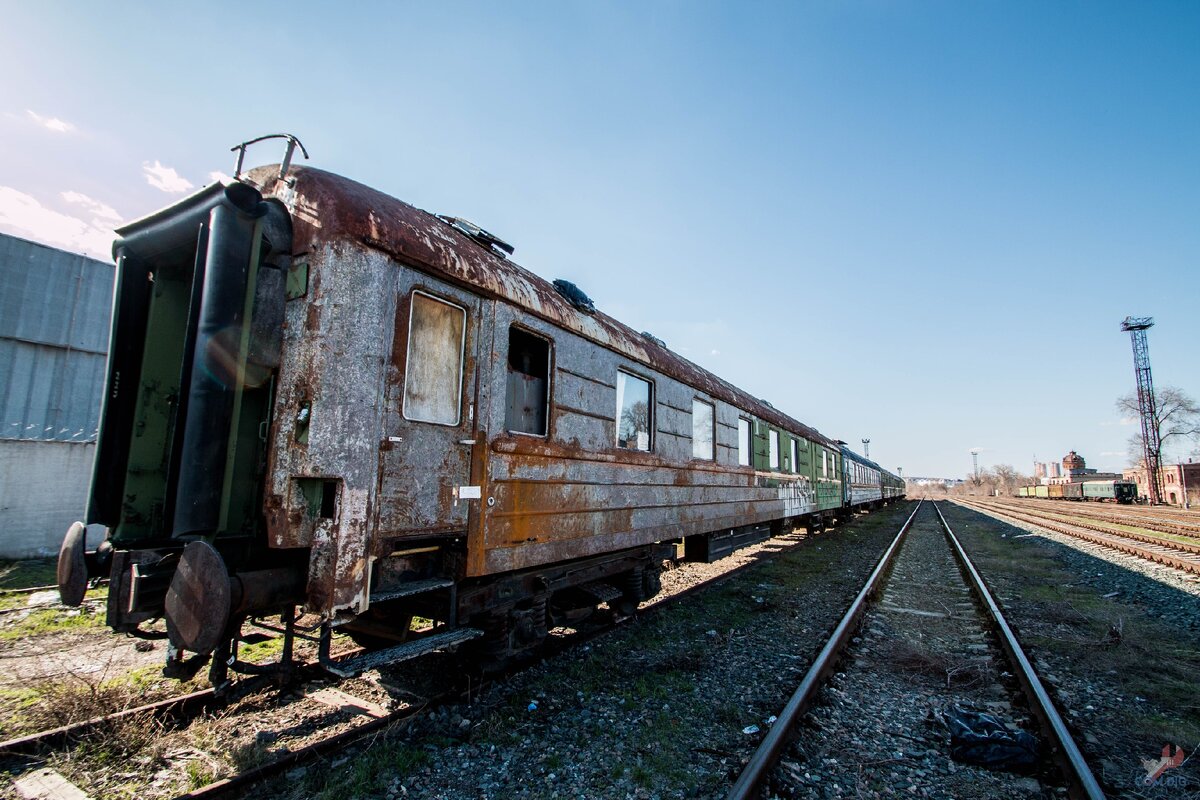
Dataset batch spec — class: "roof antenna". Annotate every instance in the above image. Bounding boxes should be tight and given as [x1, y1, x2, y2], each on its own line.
[231, 133, 309, 185]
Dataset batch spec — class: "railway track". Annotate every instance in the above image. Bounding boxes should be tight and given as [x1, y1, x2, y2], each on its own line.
[995, 498, 1200, 539]
[960, 498, 1200, 576]
[4, 510, 888, 799]
[727, 500, 1104, 800]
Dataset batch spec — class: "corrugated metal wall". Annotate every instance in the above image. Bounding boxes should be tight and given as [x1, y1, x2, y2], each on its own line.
[0, 233, 113, 443]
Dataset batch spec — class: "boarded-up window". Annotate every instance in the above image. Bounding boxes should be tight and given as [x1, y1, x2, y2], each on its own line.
[505, 326, 550, 435]
[616, 371, 652, 450]
[769, 429, 780, 469]
[403, 292, 465, 425]
[692, 399, 714, 460]
[737, 418, 751, 466]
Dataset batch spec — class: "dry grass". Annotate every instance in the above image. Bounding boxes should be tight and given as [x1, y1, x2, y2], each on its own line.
[881, 639, 995, 690]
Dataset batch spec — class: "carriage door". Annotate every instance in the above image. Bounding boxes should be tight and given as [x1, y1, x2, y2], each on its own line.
[378, 278, 486, 537]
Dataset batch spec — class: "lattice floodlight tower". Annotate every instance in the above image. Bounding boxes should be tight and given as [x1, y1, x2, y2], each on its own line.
[1120, 316, 1162, 504]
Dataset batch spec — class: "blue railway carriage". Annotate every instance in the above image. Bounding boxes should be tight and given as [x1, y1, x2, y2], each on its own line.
[840, 446, 884, 511]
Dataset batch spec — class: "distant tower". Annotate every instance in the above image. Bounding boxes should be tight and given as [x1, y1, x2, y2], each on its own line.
[970, 448, 981, 482]
[861, 438, 870, 458]
[1121, 316, 1162, 504]
[1062, 451, 1085, 471]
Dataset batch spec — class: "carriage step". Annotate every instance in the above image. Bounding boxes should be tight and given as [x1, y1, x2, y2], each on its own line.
[325, 627, 483, 678]
[369, 577, 454, 605]
[580, 581, 623, 603]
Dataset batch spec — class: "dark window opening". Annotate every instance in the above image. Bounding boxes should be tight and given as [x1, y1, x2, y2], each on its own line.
[505, 326, 551, 435]
[320, 480, 339, 519]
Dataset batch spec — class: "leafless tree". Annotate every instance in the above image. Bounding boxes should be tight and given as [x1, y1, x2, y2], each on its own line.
[1116, 386, 1200, 463]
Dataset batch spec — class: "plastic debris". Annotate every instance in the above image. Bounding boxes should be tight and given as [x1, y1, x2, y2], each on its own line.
[939, 706, 1038, 771]
[742, 725, 760, 735]
[527, 700, 538, 712]
[765, 715, 778, 726]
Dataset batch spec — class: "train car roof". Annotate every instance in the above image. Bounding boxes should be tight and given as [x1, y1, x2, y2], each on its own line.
[244, 165, 841, 449]
[839, 445, 898, 479]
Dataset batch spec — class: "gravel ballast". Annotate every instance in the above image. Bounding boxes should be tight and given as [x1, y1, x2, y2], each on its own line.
[249, 502, 917, 800]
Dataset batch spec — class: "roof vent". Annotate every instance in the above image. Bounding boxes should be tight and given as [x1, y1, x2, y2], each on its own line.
[437, 215, 514, 258]
[553, 280, 596, 314]
[640, 331, 666, 348]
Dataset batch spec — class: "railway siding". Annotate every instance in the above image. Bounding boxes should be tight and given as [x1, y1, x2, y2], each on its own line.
[940, 502, 1200, 793]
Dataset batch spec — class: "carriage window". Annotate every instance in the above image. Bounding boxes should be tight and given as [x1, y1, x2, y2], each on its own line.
[692, 399, 714, 460]
[616, 371, 652, 450]
[790, 439, 798, 473]
[403, 292, 466, 425]
[737, 418, 751, 466]
[505, 326, 551, 435]
[769, 430, 780, 469]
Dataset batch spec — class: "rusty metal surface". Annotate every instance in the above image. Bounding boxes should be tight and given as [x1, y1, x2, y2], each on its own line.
[56, 521, 87, 606]
[244, 166, 838, 450]
[239, 165, 846, 616]
[165, 541, 231, 655]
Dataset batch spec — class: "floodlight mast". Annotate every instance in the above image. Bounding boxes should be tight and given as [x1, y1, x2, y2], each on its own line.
[1120, 316, 1162, 505]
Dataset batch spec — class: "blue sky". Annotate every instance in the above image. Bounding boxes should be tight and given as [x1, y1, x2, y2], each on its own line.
[1, 2, 1196, 478]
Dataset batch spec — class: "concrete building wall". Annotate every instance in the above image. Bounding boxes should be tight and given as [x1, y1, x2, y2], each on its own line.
[0, 440, 102, 558]
[0, 233, 112, 559]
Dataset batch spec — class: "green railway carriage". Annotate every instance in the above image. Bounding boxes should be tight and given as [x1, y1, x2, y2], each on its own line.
[1082, 480, 1138, 503]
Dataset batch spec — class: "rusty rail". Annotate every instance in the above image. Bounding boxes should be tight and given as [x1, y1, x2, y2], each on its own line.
[933, 502, 1105, 800]
[177, 502, 910, 799]
[0, 688, 224, 757]
[959, 500, 1200, 575]
[726, 499, 923, 800]
[991, 498, 1200, 539]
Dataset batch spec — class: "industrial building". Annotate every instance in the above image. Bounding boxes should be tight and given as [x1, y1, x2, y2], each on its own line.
[0, 233, 112, 558]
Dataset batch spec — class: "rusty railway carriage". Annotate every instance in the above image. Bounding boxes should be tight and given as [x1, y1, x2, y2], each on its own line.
[57, 159, 903, 682]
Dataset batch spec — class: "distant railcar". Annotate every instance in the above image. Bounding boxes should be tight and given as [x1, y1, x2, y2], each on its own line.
[56, 160, 903, 683]
[1016, 480, 1136, 504]
[1082, 480, 1137, 503]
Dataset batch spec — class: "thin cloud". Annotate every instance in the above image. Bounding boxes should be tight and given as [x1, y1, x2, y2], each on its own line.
[208, 171, 232, 184]
[143, 160, 194, 193]
[1099, 451, 1126, 457]
[1100, 417, 1139, 427]
[710, 349, 721, 356]
[26, 110, 76, 133]
[0, 186, 115, 257]
[61, 191, 121, 222]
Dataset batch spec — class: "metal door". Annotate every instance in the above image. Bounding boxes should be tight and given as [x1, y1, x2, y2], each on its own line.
[377, 273, 486, 536]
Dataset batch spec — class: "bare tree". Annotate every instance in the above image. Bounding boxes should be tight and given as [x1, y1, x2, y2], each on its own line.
[1116, 386, 1200, 463]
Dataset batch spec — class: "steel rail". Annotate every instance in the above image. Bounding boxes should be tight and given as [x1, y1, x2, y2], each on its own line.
[972, 500, 1200, 554]
[933, 502, 1105, 800]
[997, 499, 1200, 538]
[0, 688, 223, 757]
[178, 502, 912, 799]
[959, 500, 1200, 575]
[725, 499, 923, 800]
